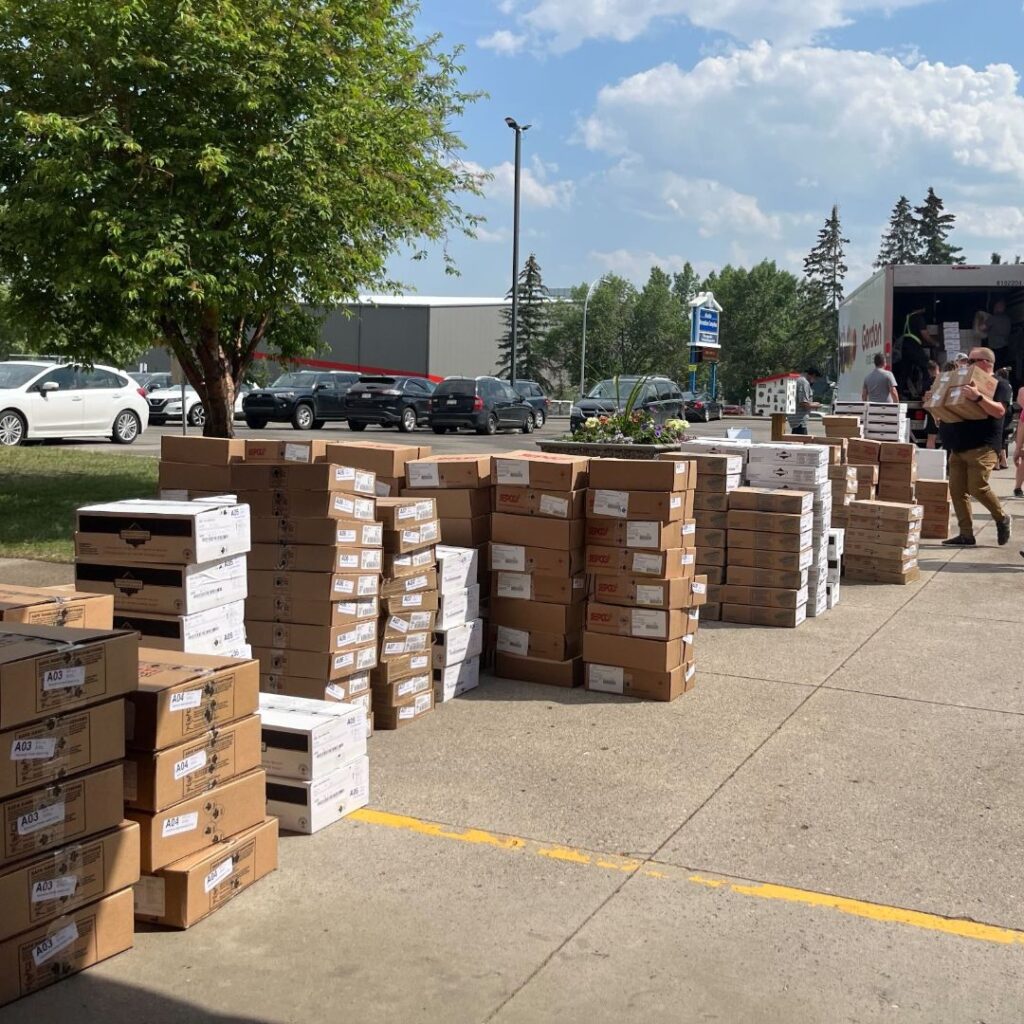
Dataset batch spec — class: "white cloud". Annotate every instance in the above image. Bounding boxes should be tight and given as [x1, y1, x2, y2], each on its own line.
[521, 0, 936, 51]
[485, 159, 576, 209]
[661, 173, 783, 238]
[475, 225, 511, 243]
[590, 248, 714, 282]
[477, 29, 527, 54]
[957, 204, 1024, 241]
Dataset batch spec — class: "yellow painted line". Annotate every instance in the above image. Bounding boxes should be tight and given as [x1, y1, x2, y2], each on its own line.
[351, 808, 1024, 947]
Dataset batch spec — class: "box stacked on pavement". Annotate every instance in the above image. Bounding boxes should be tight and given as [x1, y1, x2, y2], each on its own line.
[325, 440, 432, 499]
[582, 458, 704, 700]
[834, 400, 909, 442]
[828, 466, 857, 528]
[843, 501, 923, 585]
[157, 434, 247, 500]
[0, 623, 139, 1005]
[491, 452, 589, 687]
[74, 496, 252, 660]
[373, 496, 440, 728]
[875, 441, 917, 505]
[258, 693, 368, 835]
[128, 648, 276, 928]
[823, 415, 862, 439]
[915, 479, 952, 540]
[845, 437, 881, 506]
[433, 545, 482, 702]
[0, 585, 114, 629]
[826, 529, 844, 609]
[780, 434, 847, 466]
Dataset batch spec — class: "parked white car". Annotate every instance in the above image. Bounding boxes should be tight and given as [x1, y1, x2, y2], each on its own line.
[0, 360, 149, 447]
[146, 384, 249, 426]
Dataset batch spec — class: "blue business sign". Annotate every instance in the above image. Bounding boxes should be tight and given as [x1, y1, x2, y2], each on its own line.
[692, 307, 720, 347]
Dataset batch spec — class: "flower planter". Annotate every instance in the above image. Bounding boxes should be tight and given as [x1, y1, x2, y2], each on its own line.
[535, 440, 687, 459]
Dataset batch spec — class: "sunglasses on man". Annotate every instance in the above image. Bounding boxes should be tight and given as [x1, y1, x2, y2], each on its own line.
[967, 357, 992, 365]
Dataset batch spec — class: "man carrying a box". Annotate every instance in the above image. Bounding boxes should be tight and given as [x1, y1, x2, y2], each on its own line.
[942, 347, 1013, 547]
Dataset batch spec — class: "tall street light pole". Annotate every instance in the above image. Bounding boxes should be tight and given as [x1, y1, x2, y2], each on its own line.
[505, 116, 530, 385]
[580, 274, 604, 399]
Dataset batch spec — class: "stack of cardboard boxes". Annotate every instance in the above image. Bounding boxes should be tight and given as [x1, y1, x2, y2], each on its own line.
[826, 528, 844, 610]
[373, 496, 440, 729]
[0, 584, 112, 629]
[231, 451, 379, 725]
[823, 415, 862, 440]
[834, 400, 909, 442]
[325, 440, 432, 500]
[843, 500, 923, 585]
[128, 648, 275, 929]
[0, 622, 138, 1006]
[433, 545, 484, 702]
[924, 364, 999, 425]
[876, 441, 918, 505]
[828, 466, 858, 530]
[917, 479, 952, 539]
[719, 487, 813, 627]
[490, 451, 588, 688]
[74, 498, 251, 659]
[259, 693, 369, 834]
[846, 437, 881, 504]
[157, 434, 245, 501]
[582, 458, 704, 700]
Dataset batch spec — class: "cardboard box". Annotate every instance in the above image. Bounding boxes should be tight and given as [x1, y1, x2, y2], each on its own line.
[380, 630, 432, 662]
[847, 438, 881, 464]
[725, 566, 809, 590]
[257, 694, 366, 779]
[727, 487, 814, 515]
[381, 609, 436, 639]
[590, 575, 707, 610]
[435, 545, 480, 592]
[581, 631, 691, 673]
[246, 618, 377, 654]
[493, 622, 580, 661]
[246, 594, 377, 629]
[243, 439, 327, 463]
[232, 462, 377, 496]
[370, 651, 432, 684]
[693, 492, 732, 512]
[260, 669, 370, 703]
[1, 763, 125, 867]
[436, 585, 481, 630]
[585, 660, 696, 702]
[406, 454, 491, 489]
[492, 486, 586, 520]
[130, 650, 260, 750]
[877, 461, 917, 484]
[876, 482, 917, 503]
[0, 586, 113, 630]
[916, 480, 950, 502]
[0, 820, 138, 942]
[249, 517, 382, 548]
[371, 670, 432, 706]
[381, 589, 439, 615]
[133, 816, 278, 929]
[584, 546, 696, 578]
[1, 699, 124, 798]
[585, 602, 696, 641]
[588, 458, 692, 492]
[248, 544, 382, 574]
[493, 652, 582, 688]
[663, 451, 742, 477]
[439, 516, 491, 548]
[125, 714, 262, 813]
[74, 556, 247, 616]
[586, 488, 694, 523]
[727, 528, 813, 553]
[384, 548, 437, 580]
[726, 510, 813, 535]
[726, 547, 813, 572]
[584, 519, 695, 551]
[374, 691, 434, 730]
[400, 487, 491, 519]
[380, 569, 437, 600]
[252, 645, 372, 684]
[266, 755, 369, 830]
[848, 500, 924, 524]
[492, 451, 589, 491]
[844, 563, 920, 585]
[489, 598, 585, 635]
[161, 435, 245, 465]
[129, 767, 267, 872]
[0, 887, 134, 1007]
[324, 440, 431, 478]
[491, 572, 586, 605]
[432, 618, 484, 668]
[0, 625, 138, 731]
[75, 501, 250, 565]
[721, 603, 807, 628]
[112, 601, 246, 656]
[381, 518, 441, 555]
[237, 489, 376, 522]
[434, 658, 481, 702]
[694, 508, 729, 529]
[490, 513, 584, 552]
[376, 496, 437, 530]
[713, 584, 807, 610]
[877, 441, 917, 464]
[489, 542, 584, 577]
[822, 415, 861, 437]
[696, 565, 724, 584]
[158, 461, 238, 493]
[249, 569, 380, 602]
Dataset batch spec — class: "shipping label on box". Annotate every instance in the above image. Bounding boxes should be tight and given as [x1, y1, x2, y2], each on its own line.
[584, 546, 695, 578]
[585, 659, 695, 702]
[492, 450, 589, 491]
[266, 757, 368, 833]
[434, 657, 481, 702]
[588, 458, 692, 492]
[493, 486, 585, 520]
[489, 543, 583, 578]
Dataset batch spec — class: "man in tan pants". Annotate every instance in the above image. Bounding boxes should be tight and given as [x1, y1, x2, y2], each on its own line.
[941, 347, 1013, 547]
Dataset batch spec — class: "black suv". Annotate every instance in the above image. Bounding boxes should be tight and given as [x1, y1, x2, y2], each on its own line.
[570, 376, 686, 433]
[504, 379, 550, 428]
[344, 375, 435, 432]
[242, 370, 360, 430]
[430, 376, 536, 435]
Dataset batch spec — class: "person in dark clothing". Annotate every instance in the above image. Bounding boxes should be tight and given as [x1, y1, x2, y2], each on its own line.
[940, 347, 1013, 546]
[893, 311, 933, 399]
[996, 367, 1013, 469]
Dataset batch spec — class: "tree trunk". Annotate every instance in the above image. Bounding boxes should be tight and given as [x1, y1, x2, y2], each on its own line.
[195, 307, 235, 438]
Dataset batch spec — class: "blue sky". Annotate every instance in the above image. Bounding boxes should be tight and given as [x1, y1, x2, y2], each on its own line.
[388, 0, 1024, 297]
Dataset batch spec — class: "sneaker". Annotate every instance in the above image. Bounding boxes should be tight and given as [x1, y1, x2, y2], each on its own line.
[997, 517, 1012, 546]
[1014, 488, 1023, 497]
[942, 534, 977, 546]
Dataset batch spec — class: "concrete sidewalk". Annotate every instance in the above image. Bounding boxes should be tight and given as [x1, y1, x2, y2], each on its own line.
[5, 480, 1024, 1023]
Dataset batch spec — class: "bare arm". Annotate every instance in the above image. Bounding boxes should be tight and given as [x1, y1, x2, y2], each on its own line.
[889, 385, 899, 402]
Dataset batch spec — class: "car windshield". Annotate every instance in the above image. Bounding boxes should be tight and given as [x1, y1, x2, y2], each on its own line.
[511, 382, 533, 397]
[358, 377, 397, 387]
[434, 378, 476, 396]
[0, 363, 46, 389]
[271, 372, 318, 387]
[587, 379, 639, 400]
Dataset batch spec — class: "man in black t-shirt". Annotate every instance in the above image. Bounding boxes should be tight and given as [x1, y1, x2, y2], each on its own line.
[940, 347, 1013, 546]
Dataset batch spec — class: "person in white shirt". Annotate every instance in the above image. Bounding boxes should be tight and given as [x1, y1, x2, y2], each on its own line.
[862, 353, 899, 403]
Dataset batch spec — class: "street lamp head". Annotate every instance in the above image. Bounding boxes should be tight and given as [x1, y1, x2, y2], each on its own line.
[505, 117, 532, 132]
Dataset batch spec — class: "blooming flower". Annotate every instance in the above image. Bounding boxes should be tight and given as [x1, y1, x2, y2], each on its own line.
[584, 416, 599, 428]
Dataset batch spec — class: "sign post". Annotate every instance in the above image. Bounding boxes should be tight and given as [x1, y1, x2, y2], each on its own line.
[688, 293, 723, 397]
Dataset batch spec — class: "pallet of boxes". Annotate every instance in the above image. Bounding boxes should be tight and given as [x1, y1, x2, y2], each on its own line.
[0, 596, 137, 1006]
[487, 451, 588, 687]
[582, 458, 705, 700]
[843, 500, 923, 585]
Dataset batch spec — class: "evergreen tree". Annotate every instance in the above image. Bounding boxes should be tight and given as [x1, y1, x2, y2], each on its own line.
[803, 204, 849, 378]
[875, 196, 920, 267]
[914, 188, 963, 265]
[991, 252, 1002, 264]
[496, 254, 550, 380]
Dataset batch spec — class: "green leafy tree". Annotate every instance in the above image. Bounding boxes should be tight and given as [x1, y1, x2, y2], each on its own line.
[875, 196, 920, 267]
[496, 254, 550, 381]
[914, 187, 963, 265]
[629, 267, 688, 380]
[0, 1, 481, 436]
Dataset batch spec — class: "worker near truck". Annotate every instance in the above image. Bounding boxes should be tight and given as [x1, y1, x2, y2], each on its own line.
[787, 367, 821, 435]
[941, 346, 1013, 547]
[862, 353, 899, 403]
[892, 311, 934, 399]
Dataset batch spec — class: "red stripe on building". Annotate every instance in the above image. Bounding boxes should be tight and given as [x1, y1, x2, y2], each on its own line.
[252, 351, 445, 383]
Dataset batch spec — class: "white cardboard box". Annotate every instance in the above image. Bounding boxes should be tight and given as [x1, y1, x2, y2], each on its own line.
[432, 617, 484, 668]
[433, 657, 481, 702]
[258, 694, 367, 780]
[435, 545, 479, 593]
[436, 585, 481, 630]
[112, 599, 247, 654]
[266, 755, 369, 834]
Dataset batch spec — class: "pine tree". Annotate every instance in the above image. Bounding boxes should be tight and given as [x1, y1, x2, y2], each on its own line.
[991, 252, 1002, 264]
[914, 187, 963, 265]
[875, 196, 920, 267]
[496, 253, 550, 380]
[802, 205, 849, 378]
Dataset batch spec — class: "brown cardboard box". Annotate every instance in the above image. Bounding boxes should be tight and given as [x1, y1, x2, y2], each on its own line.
[693, 492, 731, 512]
[492, 486, 586, 520]
[492, 623, 580, 661]
[855, 483, 876, 500]
[381, 520, 441, 555]
[161, 435, 245, 465]
[584, 519, 695, 551]
[585, 602, 696, 641]
[249, 517, 382, 548]
[489, 542, 584, 577]
[130, 650, 260, 750]
[702, 602, 722, 622]
[492, 450, 589, 491]
[726, 510, 813, 535]
[726, 546, 813, 572]
[324, 440, 431, 478]
[400, 487, 492, 519]
[727, 487, 814, 515]
[0, 586, 113, 630]
[695, 527, 728, 549]
[847, 438, 881, 464]
[246, 595, 377, 629]
[1, 699, 124, 798]
[493, 652, 582, 688]
[374, 690, 434, 729]
[247, 619, 377, 654]
[590, 575, 707, 610]
[232, 462, 377, 495]
[1, 763, 125, 867]
[584, 546, 696, 578]
[489, 598, 585, 635]
[875, 482, 917, 504]
[491, 572, 587, 605]
[726, 565, 808, 590]
[370, 651, 432, 684]
[695, 546, 727, 567]
[125, 714, 262, 813]
[877, 441, 917, 464]
[0, 820, 139, 942]
[727, 528, 812, 553]
[243, 439, 328, 463]
[852, 465, 879, 485]
[376, 496, 437, 529]
[133, 816, 277, 929]
[916, 480, 951, 502]
[714, 584, 807, 610]
[260, 669, 370, 703]
[661, 451, 743, 477]
[248, 569, 380, 602]
[379, 569, 437, 600]
[823, 415, 861, 437]
[721, 603, 807, 628]
[252, 645, 374, 683]
[0, 887, 134, 1007]
[694, 507, 729, 528]
[248, 543, 382, 574]
[439, 517, 491, 547]
[843, 536, 919, 560]
[585, 659, 695, 702]
[381, 588, 440, 614]
[0, 625, 138, 731]
[589, 458, 693, 492]
[129, 767, 267, 872]
[581, 631, 691, 673]
[383, 548, 437, 580]
[406, 454, 491, 489]
[828, 466, 858, 483]
[371, 671, 432, 707]
[381, 608, 436, 639]
[844, 561, 920, 585]
[696, 565, 725, 584]
[877, 461, 917, 484]
[237, 489, 376, 522]
[586, 488, 694, 523]
[380, 630, 432, 662]
[848, 500, 924, 523]
[158, 462, 236, 493]
[490, 513, 584, 551]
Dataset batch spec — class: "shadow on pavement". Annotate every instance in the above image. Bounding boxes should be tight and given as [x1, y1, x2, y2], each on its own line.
[919, 559, 1023, 573]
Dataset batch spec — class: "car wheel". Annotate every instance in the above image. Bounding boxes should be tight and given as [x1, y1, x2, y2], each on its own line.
[347, 421, 367, 431]
[533, 408, 545, 429]
[477, 413, 498, 436]
[0, 409, 26, 447]
[398, 407, 417, 433]
[291, 403, 314, 430]
[311, 420, 326, 430]
[521, 412, 535, 434]
[245, 416, 268, 430]
[187, 403, 205, 427]
[432, 425, 448, 434]
[111, 410, 141, 445]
